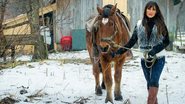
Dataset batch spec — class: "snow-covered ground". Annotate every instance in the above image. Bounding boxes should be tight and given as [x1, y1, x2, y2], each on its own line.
[0, 50, 185, 104]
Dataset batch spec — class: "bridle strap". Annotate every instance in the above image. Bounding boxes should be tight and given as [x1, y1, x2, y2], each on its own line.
[116, 12, 131, 36]
[100, 20, 118, 45]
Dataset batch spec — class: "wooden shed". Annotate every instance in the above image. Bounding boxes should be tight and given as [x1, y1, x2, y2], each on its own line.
[2, 3, 57, 53]
[55, 0, 103, 50]
[2, 0, 104, 52]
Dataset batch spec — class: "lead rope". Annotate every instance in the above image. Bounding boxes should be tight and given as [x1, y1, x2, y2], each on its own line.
[143, 51, 157, 69]
[101, 37, 157, 69]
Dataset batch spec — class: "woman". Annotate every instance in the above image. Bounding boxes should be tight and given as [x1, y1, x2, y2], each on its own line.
[113, 1, 170, 104]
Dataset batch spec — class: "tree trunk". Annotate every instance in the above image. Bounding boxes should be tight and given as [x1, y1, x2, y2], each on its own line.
[0, 0, 7, 58]
[27, 0, 48, 60]
[175, 1, 185, 39]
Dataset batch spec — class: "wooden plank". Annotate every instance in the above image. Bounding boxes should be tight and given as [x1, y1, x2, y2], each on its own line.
[178, 46, 185, 49]
[3, 3, 56, 29]
[4, 35, 36, 46]
[3, 21, 29, 30]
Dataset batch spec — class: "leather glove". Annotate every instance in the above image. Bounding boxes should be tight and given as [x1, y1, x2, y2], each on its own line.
[111, 47, 128, 58]
[148, 50, 155, 58]
[146, 51, 156, 67]
[115, 47, 127, 55]
[111, 48, 127, 58]
[143, 51, 154, 61]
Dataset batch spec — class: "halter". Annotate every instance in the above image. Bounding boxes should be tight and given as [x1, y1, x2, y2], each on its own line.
[95, 15, 120, 51]
[100, 19, 118, 45]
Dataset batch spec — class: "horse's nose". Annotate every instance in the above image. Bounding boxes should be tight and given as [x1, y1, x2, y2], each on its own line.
[100, 45, 109, 52]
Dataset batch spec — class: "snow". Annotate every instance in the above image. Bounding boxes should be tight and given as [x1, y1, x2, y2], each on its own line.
[0, 50, 185, 104]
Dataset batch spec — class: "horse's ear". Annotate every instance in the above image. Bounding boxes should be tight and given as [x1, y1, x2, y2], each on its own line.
[97, 5, 103, 15]
[110, 3, 117, 15]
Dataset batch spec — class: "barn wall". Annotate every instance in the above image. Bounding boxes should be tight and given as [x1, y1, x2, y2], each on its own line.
[55, 0, 103, 43]
[103, 0, 128, 17]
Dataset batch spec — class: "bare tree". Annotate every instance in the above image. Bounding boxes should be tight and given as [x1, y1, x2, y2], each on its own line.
[27, 0, 48, 60]
[0, 0, 8, 60]
[56, 0, 72, 34]
[175, 0, 185, 40]
[57, 0, 71, 24]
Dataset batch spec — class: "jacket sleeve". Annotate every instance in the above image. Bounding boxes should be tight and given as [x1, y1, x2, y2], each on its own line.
[148, 26, 170, 56]
[115, 26, 138, 55]
[124, 26, 138, 49]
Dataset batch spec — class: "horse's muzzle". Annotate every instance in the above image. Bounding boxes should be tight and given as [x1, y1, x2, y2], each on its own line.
[100, 45, 110, 54]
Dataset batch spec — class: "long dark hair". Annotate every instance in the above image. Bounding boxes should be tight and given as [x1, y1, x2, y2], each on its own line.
[142, 1, 168, 36]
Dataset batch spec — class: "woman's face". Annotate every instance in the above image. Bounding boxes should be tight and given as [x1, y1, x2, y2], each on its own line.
[146, 6, 156, 18]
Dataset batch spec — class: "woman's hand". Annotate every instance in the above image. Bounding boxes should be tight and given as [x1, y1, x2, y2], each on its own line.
[111, 48, 127, 58]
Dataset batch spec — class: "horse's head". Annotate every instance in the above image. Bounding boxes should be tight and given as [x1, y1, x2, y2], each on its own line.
[95, 4, 122, 54]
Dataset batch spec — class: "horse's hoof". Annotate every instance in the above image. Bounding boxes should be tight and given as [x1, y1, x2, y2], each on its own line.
[114, 95, 123, 101]
[95, 86, 102, 96]
[105, 97, 113, 104]
[101, 81, 106, 89]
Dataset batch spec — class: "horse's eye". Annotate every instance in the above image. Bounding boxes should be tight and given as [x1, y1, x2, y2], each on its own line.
[109, 22, 114, 26]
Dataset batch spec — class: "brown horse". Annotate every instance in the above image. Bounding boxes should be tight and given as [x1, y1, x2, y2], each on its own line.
[86, 4, 132, 103]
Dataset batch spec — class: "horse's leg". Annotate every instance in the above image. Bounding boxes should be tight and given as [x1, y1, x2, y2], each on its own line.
[98, 62, 106, 89]
[86, 32, 102, 95]
[101, 61, 113, 103]
[114, 58, 126, 101]
[101, 78, 106, 89]
[86, 36, 102, 95]
[93, 63, 102, 95]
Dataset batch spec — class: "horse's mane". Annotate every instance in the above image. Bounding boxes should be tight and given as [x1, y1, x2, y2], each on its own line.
[119, 13, 130, 31]
[102, 4, 113, 18]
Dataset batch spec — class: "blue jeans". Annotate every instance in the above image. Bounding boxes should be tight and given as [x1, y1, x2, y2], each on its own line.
[141, 56, 165, 89]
